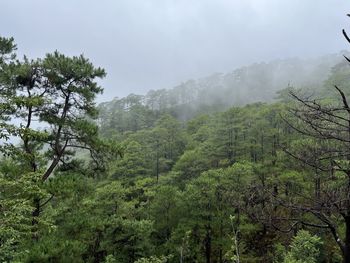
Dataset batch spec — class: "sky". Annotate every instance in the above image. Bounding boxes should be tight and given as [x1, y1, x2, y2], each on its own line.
[1, 0, 350, 102]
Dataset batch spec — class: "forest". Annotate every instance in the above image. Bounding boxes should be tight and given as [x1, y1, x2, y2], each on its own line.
[2, 17, 350, 263]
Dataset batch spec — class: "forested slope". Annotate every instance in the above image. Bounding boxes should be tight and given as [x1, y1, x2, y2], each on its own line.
[2, 34, 350, 263]
[99, 52, 346, 124]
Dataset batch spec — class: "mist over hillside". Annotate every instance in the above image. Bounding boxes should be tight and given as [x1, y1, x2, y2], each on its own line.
[5, 1, 350, 261]
[99, 51, 348, 122]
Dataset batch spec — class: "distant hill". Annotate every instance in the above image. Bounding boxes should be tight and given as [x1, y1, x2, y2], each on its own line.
[98, 51, 349, 125]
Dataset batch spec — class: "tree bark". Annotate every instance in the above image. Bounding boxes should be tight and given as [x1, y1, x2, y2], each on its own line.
[31, 197, 40, 240]
[205, 227, 211, 263]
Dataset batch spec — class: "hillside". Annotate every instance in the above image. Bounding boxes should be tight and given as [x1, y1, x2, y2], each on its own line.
[99, 52, 347, 123]
[3, 31, 350, 262]
[98, 52, 347, 138]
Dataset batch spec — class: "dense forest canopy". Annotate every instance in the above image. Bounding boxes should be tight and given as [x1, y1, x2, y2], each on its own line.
[2, 15, 350, 263]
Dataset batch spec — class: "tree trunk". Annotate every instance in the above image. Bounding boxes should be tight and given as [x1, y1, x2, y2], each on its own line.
[205, 227, 211, 263]
[219, 219, 223, 263]
[31, 197, 40, 240]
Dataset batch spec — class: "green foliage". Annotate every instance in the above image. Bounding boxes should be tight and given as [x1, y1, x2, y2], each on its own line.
[283, 230, 323, 263]
[134, 255, 173, 263]
[2, 35, 350, 263]
[111, 140, 151, 179]
[0, 36, 16, 72]
[0, 36, 121, 262]
[0, 163, 48, 262]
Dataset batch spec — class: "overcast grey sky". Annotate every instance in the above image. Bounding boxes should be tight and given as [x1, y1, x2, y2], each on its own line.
[1, 0, 350, 101]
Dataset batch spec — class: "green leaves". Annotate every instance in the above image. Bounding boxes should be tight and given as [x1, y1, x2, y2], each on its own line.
[0, 36, 16, 64]
[0, 36, 125, 262]
[1, 33, 349, 262]
[0, 168, 48, 262]
[134, 255, 173, 263]
[0, 37, 118, 180]
[283, 230, 323, 263]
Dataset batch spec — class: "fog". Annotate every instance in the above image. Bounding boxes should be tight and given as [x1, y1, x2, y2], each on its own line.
[1, 0, 350, 101]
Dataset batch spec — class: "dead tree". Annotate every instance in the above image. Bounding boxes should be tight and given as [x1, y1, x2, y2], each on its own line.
[279, 17, 350, 263]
